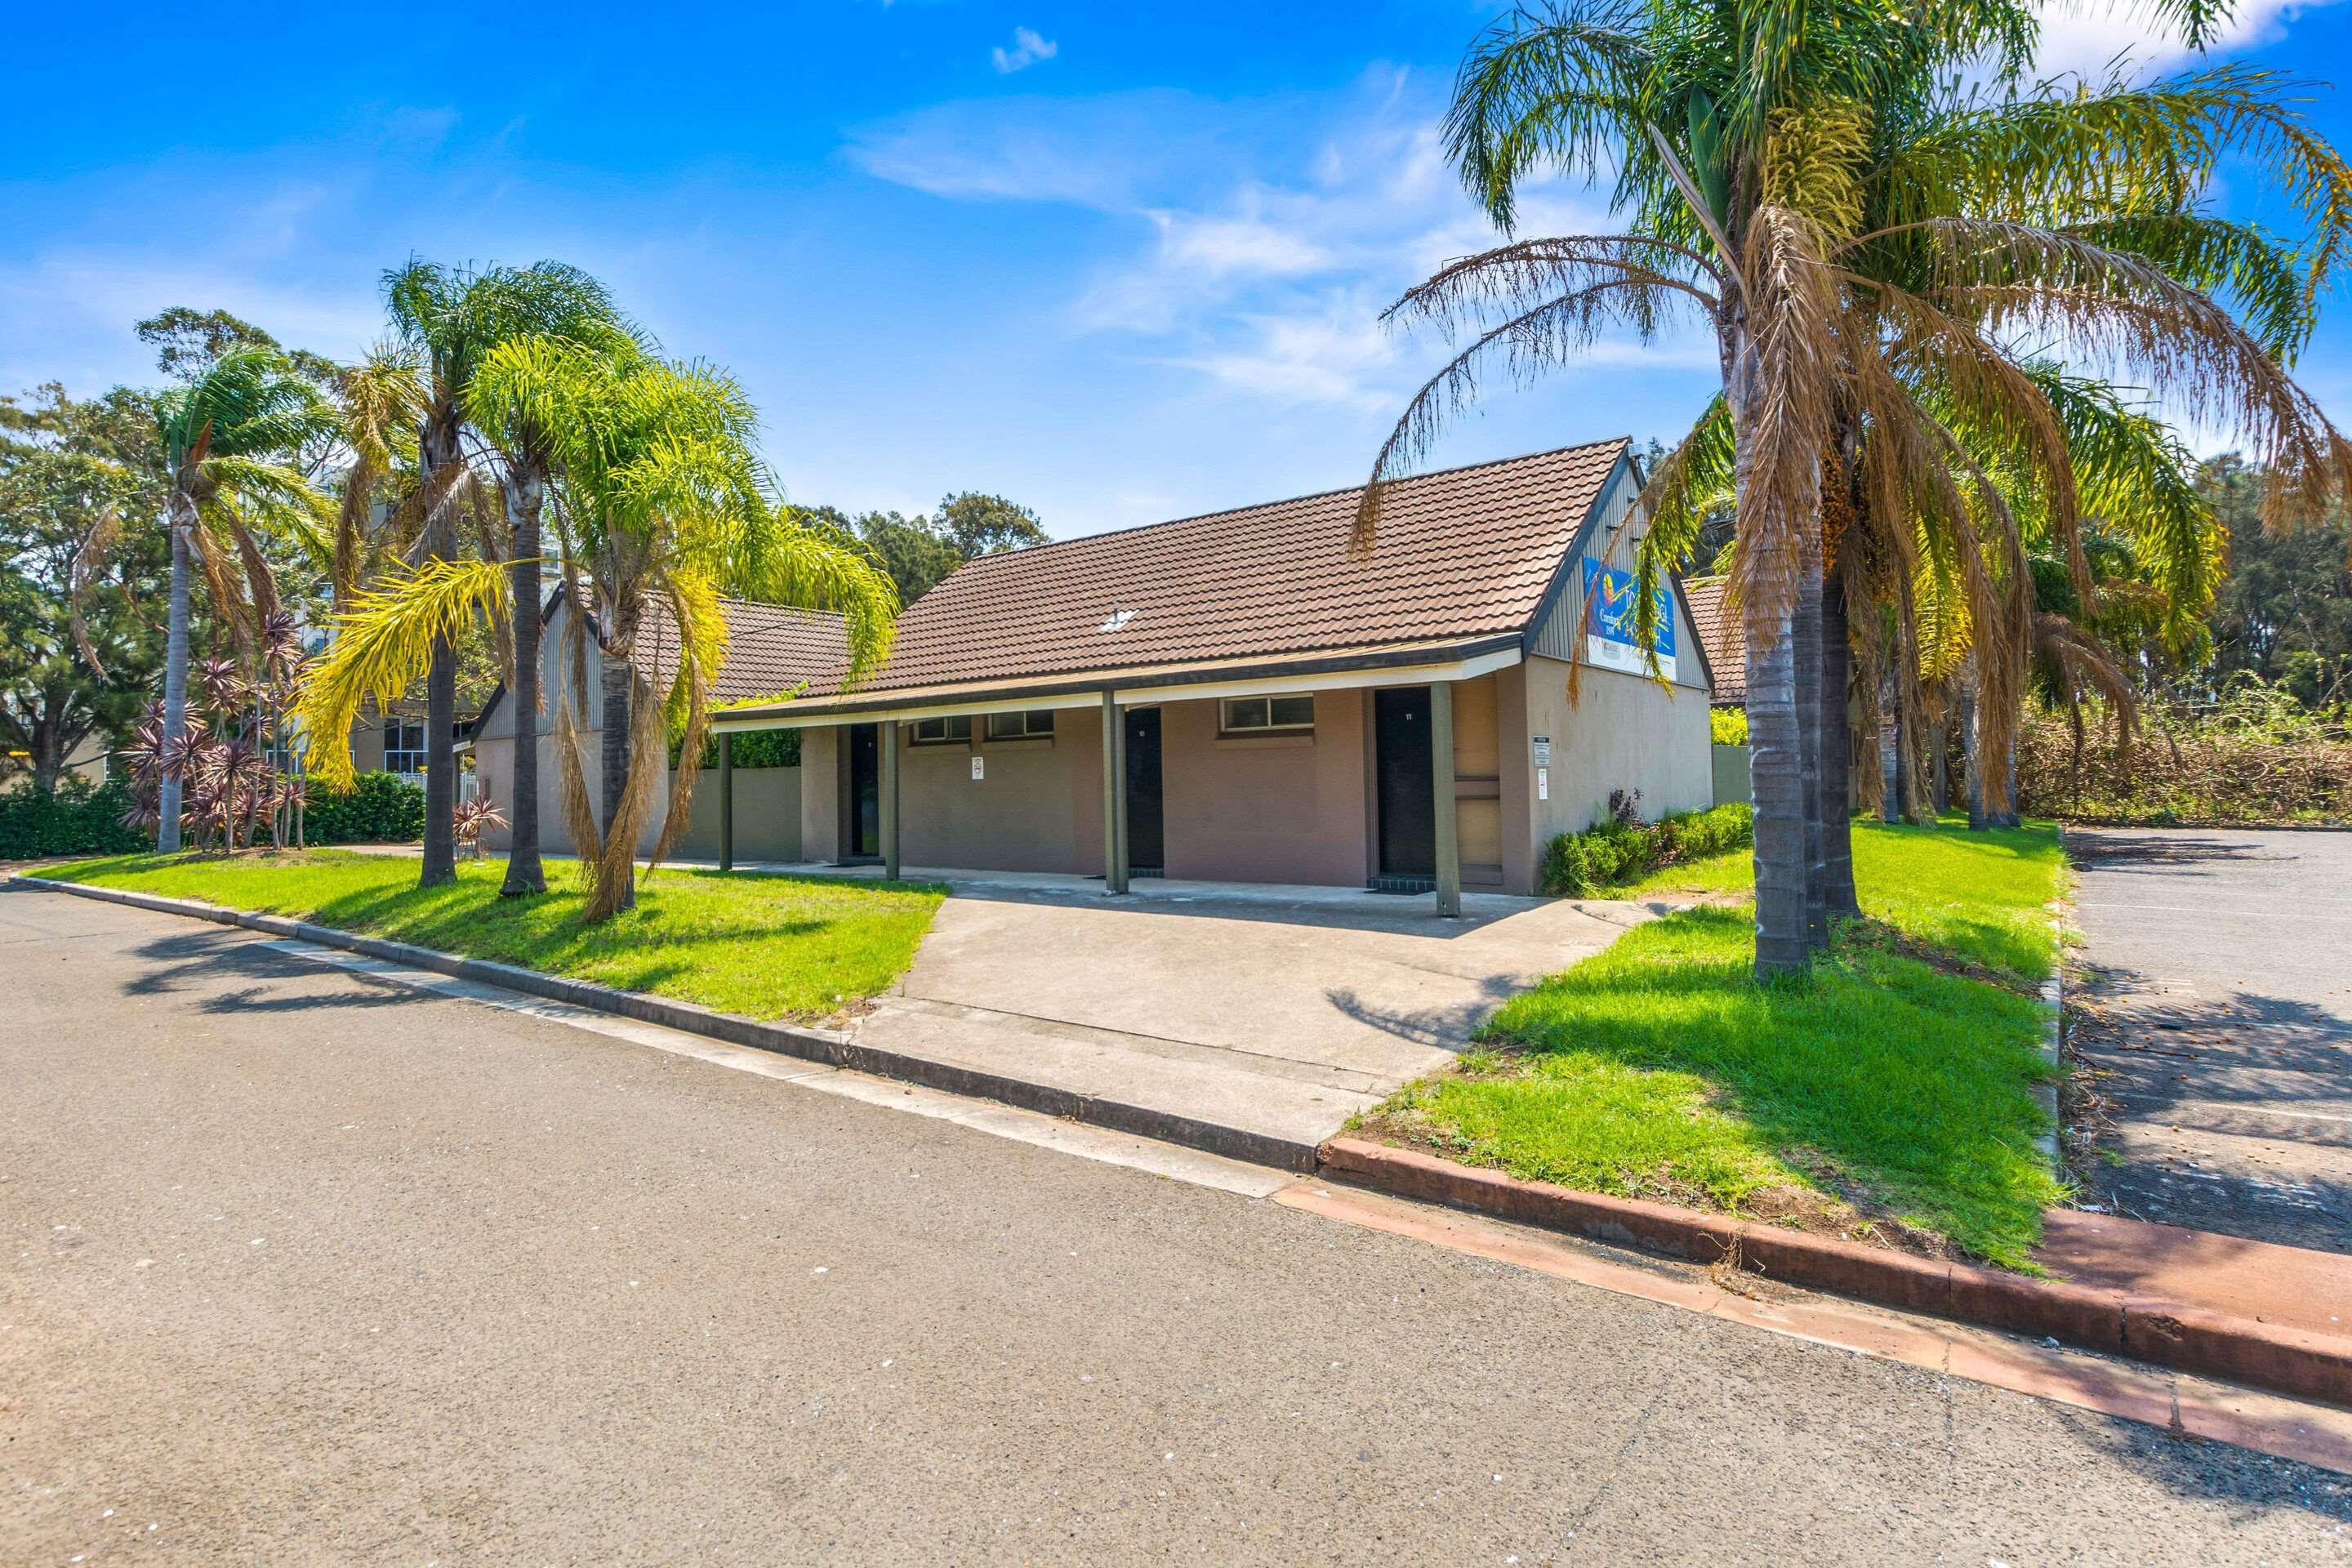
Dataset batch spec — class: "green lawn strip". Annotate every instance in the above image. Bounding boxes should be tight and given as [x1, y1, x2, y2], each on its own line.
[1624, 816, 2068, 983]
[42, 850, 945, 1023]
[1373, 820, 2069, 1269]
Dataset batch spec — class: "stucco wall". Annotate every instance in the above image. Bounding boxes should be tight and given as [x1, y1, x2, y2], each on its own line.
[672, 765, 802, 862]
[1157, 692, 1370, 886]
[1520, 653, 1714, 847]
[895, 708, 1107, 875]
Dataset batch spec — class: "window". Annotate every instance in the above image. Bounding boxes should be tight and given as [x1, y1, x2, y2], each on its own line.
[985, 709, 1056, 742]
[910, 715, 973, 746]
[1219, 694, 1315, 735]
[383, 719, 427, 775]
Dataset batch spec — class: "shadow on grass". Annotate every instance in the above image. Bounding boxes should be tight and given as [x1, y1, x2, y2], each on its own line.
[1475, 903, 2059, 1266]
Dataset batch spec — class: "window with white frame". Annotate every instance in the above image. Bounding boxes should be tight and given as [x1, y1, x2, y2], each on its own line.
[383, 719, 427, 775]
[984, 709, 1056, 742]
[1218, 694, 1314, 736]
[910, 715, 973, 746]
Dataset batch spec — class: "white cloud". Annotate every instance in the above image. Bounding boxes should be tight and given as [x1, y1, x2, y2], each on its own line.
[991, 26, 1058, 75]
[2029, 0, 2335, 76]
[852, 66, 1714, 412]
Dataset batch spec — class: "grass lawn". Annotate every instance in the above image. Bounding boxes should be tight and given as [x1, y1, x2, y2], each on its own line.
[1368, 819, 2069, 1269]
[42, 850, 945, 1023]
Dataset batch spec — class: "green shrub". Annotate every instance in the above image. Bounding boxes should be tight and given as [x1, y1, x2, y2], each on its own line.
[1709, 707, 1748, 746]
[677, 728, 801, 770]
[305, 772, 425, 844]
[0, 777, 145, 859]
[1539, 802, 1753, 897]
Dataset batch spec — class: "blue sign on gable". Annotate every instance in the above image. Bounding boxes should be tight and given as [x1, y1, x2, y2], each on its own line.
[1579, 559, 1677, 680]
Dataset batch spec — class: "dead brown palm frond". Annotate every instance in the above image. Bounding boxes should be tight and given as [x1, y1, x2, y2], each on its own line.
[66, 507, 122, 676]
[1383, 234, 1726, 328]
[1728, 205, 1839, 628]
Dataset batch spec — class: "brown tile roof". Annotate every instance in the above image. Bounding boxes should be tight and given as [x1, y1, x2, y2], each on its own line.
[791, 439, 1630, 705]
[636, 595, 850, 705]
[1684, 577, 1744, 705]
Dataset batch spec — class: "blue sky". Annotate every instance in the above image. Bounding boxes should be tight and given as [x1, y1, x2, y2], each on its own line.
[6, 1, 2350, 540]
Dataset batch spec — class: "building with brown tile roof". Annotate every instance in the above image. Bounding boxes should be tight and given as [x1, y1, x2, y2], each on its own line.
[1682, 577, 1746, 706]
[710, 439, 1719, 905]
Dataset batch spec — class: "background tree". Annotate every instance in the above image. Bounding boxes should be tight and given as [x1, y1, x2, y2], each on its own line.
[0, 384, 166, 791]
[802, 492, 1049, 605]
[2202, 455, 2352, 707]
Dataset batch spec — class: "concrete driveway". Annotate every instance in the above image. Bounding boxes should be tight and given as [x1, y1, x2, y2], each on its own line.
[2065, 827, 2352, 1254]
[848, 871, 1680, 1161]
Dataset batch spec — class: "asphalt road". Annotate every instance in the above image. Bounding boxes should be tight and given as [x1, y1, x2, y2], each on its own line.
[5, 883, 2350, 1566]
[2066, 827, 2352, 1254]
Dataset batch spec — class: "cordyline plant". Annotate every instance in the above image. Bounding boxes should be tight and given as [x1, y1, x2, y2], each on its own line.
[115, 611, 317, 852]
[294, 338, 898, 924]
[1360, 0, 2352, 976]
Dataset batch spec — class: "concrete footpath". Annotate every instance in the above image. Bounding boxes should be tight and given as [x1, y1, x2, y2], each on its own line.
[6, 881, 2348, 1564]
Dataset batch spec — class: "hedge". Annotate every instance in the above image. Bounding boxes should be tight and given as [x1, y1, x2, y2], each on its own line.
[1539, 802, 1753, 897]
[304, 772, 425, 844]
[0, 777, 146, 859]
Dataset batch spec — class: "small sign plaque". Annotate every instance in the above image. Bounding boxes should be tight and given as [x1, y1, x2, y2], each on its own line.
[971, 756, 985, 781]
[1532, 736, 1552, 766]
[1536, 767, 1550, 802]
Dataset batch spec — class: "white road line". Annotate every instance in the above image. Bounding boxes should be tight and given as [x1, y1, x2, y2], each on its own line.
[249, 938, 1293, 1200]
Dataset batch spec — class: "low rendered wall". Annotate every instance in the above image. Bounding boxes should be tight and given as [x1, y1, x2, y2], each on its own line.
[1712, 744, 1752, 807]
[674, 765, 802, 862]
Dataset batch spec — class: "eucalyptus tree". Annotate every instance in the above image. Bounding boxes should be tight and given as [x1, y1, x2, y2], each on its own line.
[1362, 0, 2352, 974]
[380, 258, 627, 889]
[296, 339, 898, 924]
[146, 350, 333, 850]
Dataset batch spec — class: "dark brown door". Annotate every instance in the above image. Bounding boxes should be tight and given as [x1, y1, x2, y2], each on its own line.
[846, 723, 880, 859]
[1125, 707, 1164, 873]
[1374, 686, 1435, 878]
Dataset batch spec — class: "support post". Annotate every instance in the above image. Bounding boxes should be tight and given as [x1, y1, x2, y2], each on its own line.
[1431, 680, 1461, 917]
[1101, 691, 1128, 894]
[880, 719, 901, 881]
[718, 730, 734, 871]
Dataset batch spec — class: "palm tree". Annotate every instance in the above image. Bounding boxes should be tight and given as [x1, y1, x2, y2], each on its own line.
[295, 339, 898, 924]
[149, 349, 332, 851]
[452, 265, 635, 897]
[381, 259, 629, 890]
[1364, 0, 2352, 974]
[475, 340, 897, 917]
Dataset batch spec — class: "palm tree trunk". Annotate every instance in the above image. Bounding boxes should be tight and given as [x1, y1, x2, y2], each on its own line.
[157, 516, 192, 853]
[1931, 717, 1949, 814]
[599, 646, 636, 914]
[418, 414, 461, 888]
[499, 464, 547, 897]
[1878, 658, 1902, 824]
[1962, 671, 1988, 831]
[1727, 345, 1811, 978]
[1814, 560, 1859, 923]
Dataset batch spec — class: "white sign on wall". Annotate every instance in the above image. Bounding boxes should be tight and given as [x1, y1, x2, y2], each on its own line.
[1537, 768, 1550, 801]
[971, 756, 985, 781]
[1532, 735, 1552, 766]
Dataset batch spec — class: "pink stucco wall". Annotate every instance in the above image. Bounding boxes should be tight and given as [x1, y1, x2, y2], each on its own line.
[1155, 693, 1372, 886]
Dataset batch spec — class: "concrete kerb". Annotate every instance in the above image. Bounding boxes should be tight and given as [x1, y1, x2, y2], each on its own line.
[13, 874, 1319, 1173]
[2038, 898, 2067, 1180]
[1317, 1137, 2352, 1410]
